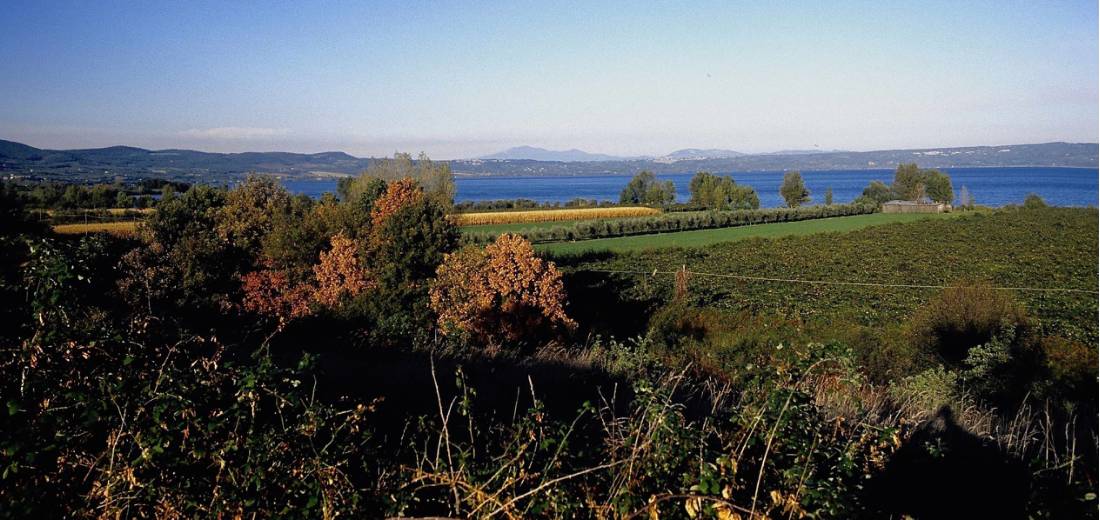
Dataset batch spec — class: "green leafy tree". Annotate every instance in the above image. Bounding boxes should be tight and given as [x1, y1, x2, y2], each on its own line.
[28, 183, 64, 208]
[351, 152, 455, 207]
[620, 171, 675, 206]
[414, 152, 456, 207]
[159, 184, 176, 203]
[336, 176, 354, 201]
[215, 175, 294, 257]
[891, 163, 953, 203]
[345, 176, 387, 218]
[891, 163, 924, 200]
[923, 170, 953, 204]
[357, 196, 460, 340]
[88, 184, 114, 208]
[688, 172, 760, 210]
[114, 190, 131, 209]
[824, 187, 833, 206]
[127, 185, 240, 314]
[371, 198, 459, 289]
[145, 185, 224, 248]
[60, 185, 84, 209]
[779, 171, 810, 208]
[858, 180, 894, 205]
[260, 194, 325, 273]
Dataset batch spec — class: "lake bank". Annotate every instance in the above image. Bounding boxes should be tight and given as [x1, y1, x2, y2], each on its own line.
[283, 166, 1099, 208]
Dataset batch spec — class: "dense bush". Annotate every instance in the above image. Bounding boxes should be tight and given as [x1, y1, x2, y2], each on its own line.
[1, 234, 375, 516]
[906, 283, 1031, 365]
[430, 234, 574, 346]
[1024, 193, 1048, 209]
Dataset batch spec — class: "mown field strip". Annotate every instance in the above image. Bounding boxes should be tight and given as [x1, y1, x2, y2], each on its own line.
[539, 212, 960, 254]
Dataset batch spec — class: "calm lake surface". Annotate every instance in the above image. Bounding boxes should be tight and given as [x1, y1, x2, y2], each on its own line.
[283, 167, 1098, 208]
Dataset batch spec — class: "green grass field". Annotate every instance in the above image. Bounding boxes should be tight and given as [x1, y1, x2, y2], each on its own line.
[560, 207, 1098, 351]
[539, 212, 961, 255]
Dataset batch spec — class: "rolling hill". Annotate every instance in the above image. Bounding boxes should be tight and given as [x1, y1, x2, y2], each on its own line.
[1, 139, 1095, 182]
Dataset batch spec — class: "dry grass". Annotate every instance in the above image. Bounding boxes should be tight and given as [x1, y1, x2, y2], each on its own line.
[41, 208, 155, 216]
[53, 221, 139, 236]
[453, 207, 661, 226]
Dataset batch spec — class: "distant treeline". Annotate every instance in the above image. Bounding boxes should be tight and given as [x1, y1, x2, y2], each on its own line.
[464, 202, 876, 244]
[7, 179, 192, 209]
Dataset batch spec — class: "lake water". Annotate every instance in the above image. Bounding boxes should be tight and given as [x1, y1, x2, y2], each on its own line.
[282, 167, 1098, 208]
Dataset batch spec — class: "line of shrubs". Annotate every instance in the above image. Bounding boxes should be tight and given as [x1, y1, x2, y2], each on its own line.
[464, 202, 877, 244]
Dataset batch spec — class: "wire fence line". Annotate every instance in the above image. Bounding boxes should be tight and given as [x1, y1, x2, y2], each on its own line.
[572, 267, 1100, 295]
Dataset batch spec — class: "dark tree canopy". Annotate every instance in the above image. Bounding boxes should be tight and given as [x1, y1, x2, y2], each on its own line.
[892, 163, 953, 204]
[688, 171, 760, 210]
[619, 170, 676, 206]
[854, 164, 955, 206]
[861, 180, 894, 204]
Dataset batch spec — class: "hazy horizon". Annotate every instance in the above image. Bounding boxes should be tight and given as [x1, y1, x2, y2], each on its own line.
[2, 1, 1097, 159]
[4, 136, 1100, 162]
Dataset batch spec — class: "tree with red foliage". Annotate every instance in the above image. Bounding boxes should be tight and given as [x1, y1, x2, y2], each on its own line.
[430, 233, 574, 346]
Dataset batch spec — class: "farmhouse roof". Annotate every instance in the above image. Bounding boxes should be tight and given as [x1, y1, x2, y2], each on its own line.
[883, 200, 941, 206]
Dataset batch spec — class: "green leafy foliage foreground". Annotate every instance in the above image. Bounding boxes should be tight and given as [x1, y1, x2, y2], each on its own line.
[0, 179, 1096, 518]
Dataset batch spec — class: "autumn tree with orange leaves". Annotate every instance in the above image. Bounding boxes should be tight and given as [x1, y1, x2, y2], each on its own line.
[238, 178, 455, 336]
[312, 232, 372, 307]
[430, 233, 574, 346]
[240, 263, 314, 325]
[241, 233, 372, 325]
[370, 178, 424, 230]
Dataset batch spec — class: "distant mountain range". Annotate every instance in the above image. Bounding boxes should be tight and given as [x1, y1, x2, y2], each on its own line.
[479, 146, 853, 162]
[479, 146, 635, 162]
[657, 149, 746, 162]
[456, 143, 1097, 176]
[480, 146, 748, 162]
[0, 138, 1095, 183]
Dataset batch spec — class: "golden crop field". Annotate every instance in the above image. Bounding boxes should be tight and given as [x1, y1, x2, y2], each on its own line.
[53, 221, 139, 236]
[41, 208, 155, 216]
[453, 206, 661, 226]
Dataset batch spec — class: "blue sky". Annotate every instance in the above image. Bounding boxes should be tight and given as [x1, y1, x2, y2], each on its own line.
[1, 0, 1096, 158]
